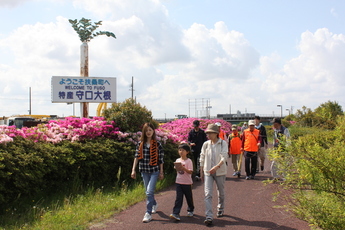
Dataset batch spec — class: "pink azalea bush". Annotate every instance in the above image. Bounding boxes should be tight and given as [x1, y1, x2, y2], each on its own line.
[290, 120, 296, 125]
[158, 118, 232, 143]
[0, 117, 178, 145]
[0, 117, 232, 145]
[0, 117, 118, 144]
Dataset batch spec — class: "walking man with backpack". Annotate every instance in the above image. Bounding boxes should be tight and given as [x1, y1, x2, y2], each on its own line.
[271, 118, 290, 181]
[254, 116, 268, 172]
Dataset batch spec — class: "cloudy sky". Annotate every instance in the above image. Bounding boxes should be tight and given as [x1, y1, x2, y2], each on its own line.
[1, 0, 345, 119]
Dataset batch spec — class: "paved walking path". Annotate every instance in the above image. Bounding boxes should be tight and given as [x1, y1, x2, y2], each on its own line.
[90, 154, 310, 230]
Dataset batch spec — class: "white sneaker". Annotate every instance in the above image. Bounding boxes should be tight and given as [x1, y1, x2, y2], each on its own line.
[187, 211, 194, 217]
[152, 203, 158, 214]
[142, 212, 152, 223]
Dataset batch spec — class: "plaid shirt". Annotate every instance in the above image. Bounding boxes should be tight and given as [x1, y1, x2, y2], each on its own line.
[135, 141, 164, 173]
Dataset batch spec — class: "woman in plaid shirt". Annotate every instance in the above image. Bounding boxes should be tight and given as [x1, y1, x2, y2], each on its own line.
[131, 123, 164, 223]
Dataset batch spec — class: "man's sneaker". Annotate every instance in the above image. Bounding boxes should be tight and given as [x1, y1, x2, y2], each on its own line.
[204, 218, 213, 226]
[237, 172, 241, 178]
[187, 211, 194, 217]
[261, 166, 264, 171]
[250, 175, 255, 179]
[232, 172, 237, 176]
[152, 204, 158, 214]
[169, 213, 181, 221]
[217, 211, 224, 217]
[142, 212, 152, 223]
[245, 176, 250, 180]
[195, 176, 200, 181]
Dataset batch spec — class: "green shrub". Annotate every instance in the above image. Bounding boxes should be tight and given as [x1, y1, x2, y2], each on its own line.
[0, 136, 178, 209]
[103, 98, 159, 132]
[275, 117, 345, 229]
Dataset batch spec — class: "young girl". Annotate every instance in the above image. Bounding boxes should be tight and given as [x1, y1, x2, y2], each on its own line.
[131, 123, 164, 223]
[170, 143, 194, 221]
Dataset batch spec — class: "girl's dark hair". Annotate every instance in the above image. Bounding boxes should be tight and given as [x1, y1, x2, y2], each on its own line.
[140, 123, 156, 142]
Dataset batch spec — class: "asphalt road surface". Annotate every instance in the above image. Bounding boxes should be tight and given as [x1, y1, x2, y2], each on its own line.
[90, 151, 310, 230]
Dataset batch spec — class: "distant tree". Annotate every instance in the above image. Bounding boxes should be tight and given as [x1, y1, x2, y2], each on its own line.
[69, 18, 116, 42]
[314, 100, 343, 129]
[295, 106, 315, 127]
[294, 101, 344, 129]
[282, 114, 296, 128]
[104, 98, 158, 133]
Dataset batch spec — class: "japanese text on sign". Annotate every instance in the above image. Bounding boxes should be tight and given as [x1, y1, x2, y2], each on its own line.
[51, 76, 117, 103]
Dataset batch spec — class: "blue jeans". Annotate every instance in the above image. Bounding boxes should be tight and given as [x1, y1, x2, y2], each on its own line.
[141, 171, 159, 214]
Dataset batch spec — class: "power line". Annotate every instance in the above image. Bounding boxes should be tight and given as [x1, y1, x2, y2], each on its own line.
[0, 97, 51, 101]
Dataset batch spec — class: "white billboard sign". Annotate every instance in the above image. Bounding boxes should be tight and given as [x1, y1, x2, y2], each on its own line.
[51, 76, 116, 103]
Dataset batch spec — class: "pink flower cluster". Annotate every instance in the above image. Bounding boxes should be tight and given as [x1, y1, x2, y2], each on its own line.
[0, 117, 179, 145]
[158, 118, 232, 143]
[0, 117, 118, 144]
[0, 117, 232, 145]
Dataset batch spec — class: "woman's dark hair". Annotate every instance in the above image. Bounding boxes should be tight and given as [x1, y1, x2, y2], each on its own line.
[272, 117, 281, 124]
[140, 122, 156, 142]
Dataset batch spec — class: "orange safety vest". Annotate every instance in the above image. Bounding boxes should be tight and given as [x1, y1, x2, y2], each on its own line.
[229, 133, 242, 155]
[219, 130, 226, 140]
[243, 129, 260, 152]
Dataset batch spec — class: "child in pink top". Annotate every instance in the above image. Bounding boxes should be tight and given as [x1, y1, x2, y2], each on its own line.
[169, 143, 194, 221]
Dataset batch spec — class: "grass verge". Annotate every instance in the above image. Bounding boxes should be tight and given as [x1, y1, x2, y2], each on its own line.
[0, 174, 175, 230]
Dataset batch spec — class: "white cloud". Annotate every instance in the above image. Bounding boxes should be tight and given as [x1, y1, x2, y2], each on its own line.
[330, 8, 338, 17]
[1, 0, 345, 119]
[180, 21, 259, 81]
[261, 28, 345, 111]
[0, 0, 30, 8]
[134, 20, 261, 117]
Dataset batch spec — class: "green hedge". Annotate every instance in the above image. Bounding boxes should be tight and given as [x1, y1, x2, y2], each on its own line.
[0, 137, 179, 209]
[271, 118, 345, 229]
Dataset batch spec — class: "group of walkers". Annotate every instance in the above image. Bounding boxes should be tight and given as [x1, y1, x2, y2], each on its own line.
[131, 117, 290, 225]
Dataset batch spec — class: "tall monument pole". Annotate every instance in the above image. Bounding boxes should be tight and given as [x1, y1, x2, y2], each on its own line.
[80, 42, 89, 118]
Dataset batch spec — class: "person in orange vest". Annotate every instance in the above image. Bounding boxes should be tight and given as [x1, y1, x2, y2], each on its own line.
[215, 122, 228, 144]
[228, 125, 242, 177]
[241, 120, 261, 180]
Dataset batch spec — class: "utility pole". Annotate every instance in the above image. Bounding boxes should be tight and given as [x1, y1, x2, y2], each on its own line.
[29, 87, 32, 115]
[286, 108, 290, 115]
[130, 76, 134, 99]
[277, 104, 282, 118]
